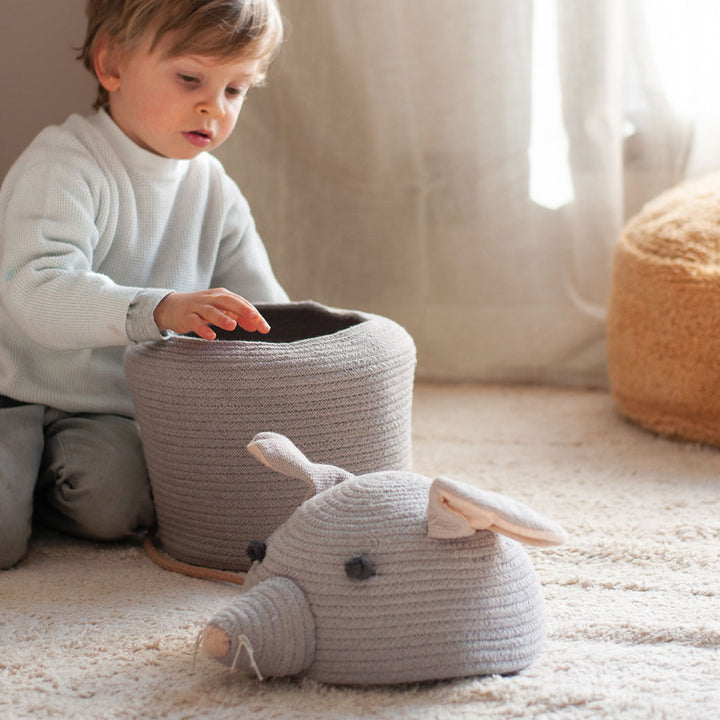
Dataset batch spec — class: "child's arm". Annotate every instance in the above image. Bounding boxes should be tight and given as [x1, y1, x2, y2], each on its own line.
[209, 170, 289, 305]
[153, 288, 270, 340]
[0, 162, 146, 350]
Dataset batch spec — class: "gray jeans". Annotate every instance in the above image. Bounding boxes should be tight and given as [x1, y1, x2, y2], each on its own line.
[0, 400, 155, 569]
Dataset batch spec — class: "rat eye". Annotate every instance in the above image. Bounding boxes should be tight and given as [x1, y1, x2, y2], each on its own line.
[246, 539, 266, 563]
[345, 555, 376, 580]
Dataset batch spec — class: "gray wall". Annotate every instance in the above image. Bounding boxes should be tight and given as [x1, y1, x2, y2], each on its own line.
[1, 0, 95, 182]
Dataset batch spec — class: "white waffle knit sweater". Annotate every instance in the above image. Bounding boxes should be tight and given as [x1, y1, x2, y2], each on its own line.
[0, 110, 288, 416]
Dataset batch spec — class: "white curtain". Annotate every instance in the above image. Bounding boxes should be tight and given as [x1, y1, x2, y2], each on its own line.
[216, 0, 720, 386]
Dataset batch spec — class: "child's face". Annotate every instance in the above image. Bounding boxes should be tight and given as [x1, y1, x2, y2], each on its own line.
[102, 32, 261, 159]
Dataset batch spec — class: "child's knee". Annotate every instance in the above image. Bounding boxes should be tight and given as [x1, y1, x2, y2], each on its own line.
[78, 485, 155, 540]
[37, 413, 155, 540]
[41, 466, 155, 541]
[0, 523, 31, 569]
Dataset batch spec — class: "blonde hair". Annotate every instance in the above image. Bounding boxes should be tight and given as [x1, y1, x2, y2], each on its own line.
[78, 0, 284, 109]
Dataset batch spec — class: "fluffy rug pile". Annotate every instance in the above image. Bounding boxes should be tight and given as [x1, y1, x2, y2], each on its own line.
[2, 384, 718, 719]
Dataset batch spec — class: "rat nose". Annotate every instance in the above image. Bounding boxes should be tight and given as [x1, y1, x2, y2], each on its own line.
[202, 576, 316, 679]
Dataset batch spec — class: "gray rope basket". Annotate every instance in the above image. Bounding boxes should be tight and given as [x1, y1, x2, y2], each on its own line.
[124, 301, 416, 571]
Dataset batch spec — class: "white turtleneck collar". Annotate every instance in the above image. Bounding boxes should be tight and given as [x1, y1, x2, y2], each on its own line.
[89, 109, 192, 181]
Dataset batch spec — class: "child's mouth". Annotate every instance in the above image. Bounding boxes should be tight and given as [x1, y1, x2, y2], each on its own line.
[183, 130, 213, 148]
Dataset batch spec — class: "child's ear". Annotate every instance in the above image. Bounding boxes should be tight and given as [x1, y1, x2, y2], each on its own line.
[93, 35, 122, 93]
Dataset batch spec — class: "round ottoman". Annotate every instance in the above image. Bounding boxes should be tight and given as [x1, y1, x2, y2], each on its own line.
[607, 172, 720, 446]
[125, 301, 416, 571]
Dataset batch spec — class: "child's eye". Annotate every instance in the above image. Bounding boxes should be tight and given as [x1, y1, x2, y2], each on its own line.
[226, 86, 248, 99]
[178, 74, 199, 85]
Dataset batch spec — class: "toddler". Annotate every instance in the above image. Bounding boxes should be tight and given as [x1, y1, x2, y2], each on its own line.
[0, 0, 288, 569]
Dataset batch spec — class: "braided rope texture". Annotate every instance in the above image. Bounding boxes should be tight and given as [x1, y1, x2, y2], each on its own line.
[236, 472, 546, 684]
[124, 302, 416, 570]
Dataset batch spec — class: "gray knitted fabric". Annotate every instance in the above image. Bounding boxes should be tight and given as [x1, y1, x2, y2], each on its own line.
[202, 432, 567, 685]
[124, 302, 416, 570]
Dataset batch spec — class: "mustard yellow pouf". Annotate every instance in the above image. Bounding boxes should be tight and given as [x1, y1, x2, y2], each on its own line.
[607, 172, 720, 446]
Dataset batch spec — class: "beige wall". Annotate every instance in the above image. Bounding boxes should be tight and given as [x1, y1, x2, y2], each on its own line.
[0, 0, 95, 183]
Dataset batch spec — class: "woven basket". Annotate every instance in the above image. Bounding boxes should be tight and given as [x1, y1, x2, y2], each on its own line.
[607, 173, 720, 446]
[124, 301, 416, 570]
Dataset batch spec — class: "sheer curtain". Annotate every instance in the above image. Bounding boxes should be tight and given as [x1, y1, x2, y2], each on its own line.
[216, 0, 720, 386]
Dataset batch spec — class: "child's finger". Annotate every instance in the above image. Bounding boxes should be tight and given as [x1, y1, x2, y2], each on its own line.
[224, 304, 270, 334]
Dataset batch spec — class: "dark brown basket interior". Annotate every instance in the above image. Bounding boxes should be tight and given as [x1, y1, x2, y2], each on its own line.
[192, 302, 366, 343]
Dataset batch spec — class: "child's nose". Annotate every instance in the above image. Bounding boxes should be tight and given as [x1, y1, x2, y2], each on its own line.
[196, 96, 225, 118]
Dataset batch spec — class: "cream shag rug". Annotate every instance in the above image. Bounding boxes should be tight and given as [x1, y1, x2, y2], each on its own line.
[1, 384, 719, 720]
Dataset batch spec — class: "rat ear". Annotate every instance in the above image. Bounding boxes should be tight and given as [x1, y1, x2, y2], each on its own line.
[247, 432, 354, 497]
[427, 476, 567, 547]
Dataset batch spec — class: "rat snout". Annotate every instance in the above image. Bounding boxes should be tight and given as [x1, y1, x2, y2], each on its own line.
[201, 576, 316, 679]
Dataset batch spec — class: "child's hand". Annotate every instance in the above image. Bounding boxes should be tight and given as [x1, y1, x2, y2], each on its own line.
[153, 289, 270, 340]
